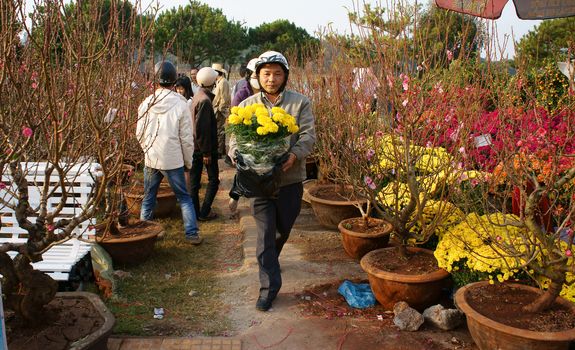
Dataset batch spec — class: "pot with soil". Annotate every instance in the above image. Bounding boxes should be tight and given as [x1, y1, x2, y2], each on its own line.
[307, 184, 367, 229]
[6, 291, 115, 350]
[338, 217, 393, 259]
[97, 220, 164, 266]
[360, 246, 450, 311]
[454, 281, 575, 350]
[123, 181, 177, 218]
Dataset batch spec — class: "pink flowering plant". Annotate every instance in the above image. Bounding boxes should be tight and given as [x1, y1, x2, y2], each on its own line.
[0, 0, 152, 323]
[434, 57, 575, 312]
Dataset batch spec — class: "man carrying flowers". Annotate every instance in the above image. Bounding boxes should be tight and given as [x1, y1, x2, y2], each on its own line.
[228, 51, 316, 311]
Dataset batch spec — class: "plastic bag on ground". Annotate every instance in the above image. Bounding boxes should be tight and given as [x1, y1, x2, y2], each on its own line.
[338, 280, 376, 309]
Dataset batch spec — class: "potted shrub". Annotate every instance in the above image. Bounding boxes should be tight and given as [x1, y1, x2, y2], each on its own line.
[0, 0, 153, 346]
[289, 3, 489, 311]
[435, 67, 575, 348]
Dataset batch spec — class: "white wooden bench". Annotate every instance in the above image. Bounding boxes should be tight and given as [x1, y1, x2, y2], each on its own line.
[0, 162, 100, 281]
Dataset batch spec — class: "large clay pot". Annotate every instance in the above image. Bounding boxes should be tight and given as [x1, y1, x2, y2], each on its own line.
[307, 184, 366, 229]
[338, 217, 392, 259]
[98, 220, 163, 266]
[360, 246, 450, 311]
[455, 281, 575, 350]
[65, 292, 116, 350]
[7, 292, 115, 350]
[123, 182, 177, 218]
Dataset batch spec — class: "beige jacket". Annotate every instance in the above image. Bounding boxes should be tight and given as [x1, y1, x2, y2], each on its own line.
[212, 76, 231, 115]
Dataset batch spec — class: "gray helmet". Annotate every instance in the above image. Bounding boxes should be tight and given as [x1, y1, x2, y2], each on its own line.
[155, 61, 177, 86]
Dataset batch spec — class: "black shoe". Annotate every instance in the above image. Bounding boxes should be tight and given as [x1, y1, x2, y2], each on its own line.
[255, 296, 274, 311]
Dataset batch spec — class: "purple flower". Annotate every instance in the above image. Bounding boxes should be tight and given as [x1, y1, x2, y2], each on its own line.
[366, 149, 375, 160]
[364, 176, 376, 190]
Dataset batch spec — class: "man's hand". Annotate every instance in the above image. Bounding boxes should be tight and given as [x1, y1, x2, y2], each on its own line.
[282, 153, 297, 172]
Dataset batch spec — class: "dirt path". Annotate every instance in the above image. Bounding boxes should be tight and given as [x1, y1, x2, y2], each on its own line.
[214, 162, 478, 349]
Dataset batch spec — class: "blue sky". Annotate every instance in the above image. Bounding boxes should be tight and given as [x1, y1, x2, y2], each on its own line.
[150, 0, 541, 59]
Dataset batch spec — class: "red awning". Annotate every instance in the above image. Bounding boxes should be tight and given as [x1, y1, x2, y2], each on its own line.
[434, 0, 575, 20]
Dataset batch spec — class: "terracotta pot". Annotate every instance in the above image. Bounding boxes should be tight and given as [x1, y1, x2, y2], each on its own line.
[338, 217, 392, 259]
[63, 292, 116, 350]
[360, 246, 450, 311]
[307, 184, 366, 229]
[98, 221, 163, 266]
[455, 281, 575, 350]
[123, 182, 177, 218]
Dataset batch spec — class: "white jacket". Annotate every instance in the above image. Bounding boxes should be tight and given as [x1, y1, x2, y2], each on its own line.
[136, 88, 194, 170]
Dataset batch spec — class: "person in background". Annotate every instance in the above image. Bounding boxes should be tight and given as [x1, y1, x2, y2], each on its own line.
[175, 75, 193, 100]
[231, 64, 247, 98]
[211, 63, 231, 159]
[228, 57, 261, 216]
[136, 61, 202, 245]
[190, 67, 200, 95]
[229, 51, 316, 311]
[231, 57, 260, 107]
[189, 67, 220, 222]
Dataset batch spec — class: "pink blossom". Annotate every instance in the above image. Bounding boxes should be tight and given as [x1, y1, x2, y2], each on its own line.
[31, 82, 38, 89]
[566, 249, 572, 257]
[496, 236, 502, 241]
[458, 147, 466, 155]
[446, 50, 453, 61]
[22, 127, 33, 137]
[0, 182, 6, 190]
[402, 99, 408, 107]
[364, 176, 376, 190]
[366, 149, 375, 161]
[46, 224, 55, 232]
[400, 73, 409, 91]
[127, 170, 134, 177]
[375, 130, 384, 138]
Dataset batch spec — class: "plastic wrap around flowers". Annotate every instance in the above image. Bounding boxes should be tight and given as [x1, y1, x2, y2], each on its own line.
[227, 103, 299, 174]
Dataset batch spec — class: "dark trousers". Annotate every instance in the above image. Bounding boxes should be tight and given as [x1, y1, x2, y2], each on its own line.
[189, 151, 220, 218]
[251, 182, 303, 299]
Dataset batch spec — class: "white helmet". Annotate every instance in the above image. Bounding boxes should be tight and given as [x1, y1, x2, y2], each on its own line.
[255, 51, 289, 73]
[196, 67, 218, 87]
[246, 58, 259, 73]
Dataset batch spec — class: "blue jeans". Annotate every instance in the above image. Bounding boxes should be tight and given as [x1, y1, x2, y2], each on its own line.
[141, 166, 199, 238]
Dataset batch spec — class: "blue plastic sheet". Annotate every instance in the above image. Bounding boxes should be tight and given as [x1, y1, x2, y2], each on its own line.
[337, 280, 376, 309]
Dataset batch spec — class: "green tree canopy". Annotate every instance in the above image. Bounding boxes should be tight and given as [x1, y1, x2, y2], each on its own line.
[154, 1, 247, 66]
[416, 5, 484, 69]
[247, 19, 319, 62]
[516, 17, 575, 68]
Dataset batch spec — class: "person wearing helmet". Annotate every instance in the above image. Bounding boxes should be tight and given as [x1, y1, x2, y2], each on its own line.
[189, 67, 220, 221]
[229, 51, 316, 311]
[211, 63, 231, 159]
[231, 58, 260, 107]
[136, 61, 202, 245]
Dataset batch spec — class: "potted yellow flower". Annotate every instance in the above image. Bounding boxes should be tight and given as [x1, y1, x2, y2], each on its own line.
[227, 103, 299, 197]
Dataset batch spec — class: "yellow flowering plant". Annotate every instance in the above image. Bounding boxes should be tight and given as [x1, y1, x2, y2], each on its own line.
[227, 104, 299, 143]
[227, 103, 299, 174]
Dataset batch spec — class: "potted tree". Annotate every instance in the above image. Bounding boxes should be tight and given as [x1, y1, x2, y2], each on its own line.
[435, 67, 575, 349]
[290, 2, 480, 310]
[0, 0, 154, 347]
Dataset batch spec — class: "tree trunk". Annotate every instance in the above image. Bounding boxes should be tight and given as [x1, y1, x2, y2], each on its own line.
[523, 279, 564, 313]
[1, 254, 58, 325]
